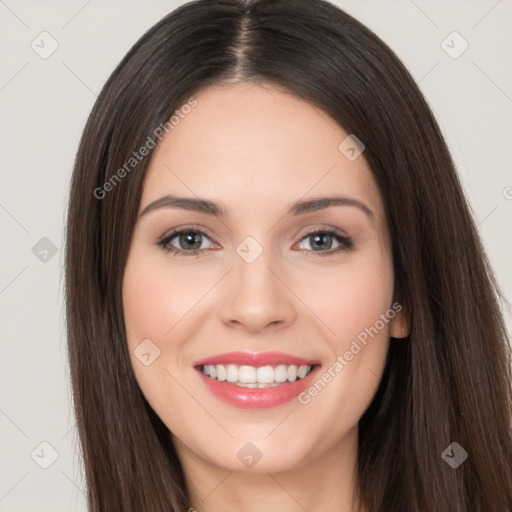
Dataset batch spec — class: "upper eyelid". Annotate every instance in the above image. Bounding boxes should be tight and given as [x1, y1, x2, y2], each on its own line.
[160, 226, 218, 245]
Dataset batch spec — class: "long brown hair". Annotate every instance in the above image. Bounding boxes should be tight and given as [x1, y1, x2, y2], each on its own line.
[64, 0, 512, 510]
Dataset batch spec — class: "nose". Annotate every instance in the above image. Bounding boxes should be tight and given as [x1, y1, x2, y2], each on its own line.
[218, 243, 297, 334]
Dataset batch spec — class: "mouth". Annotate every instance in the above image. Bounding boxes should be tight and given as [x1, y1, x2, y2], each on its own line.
[193, 351, 321, 409]
[198, 363, 316, 387]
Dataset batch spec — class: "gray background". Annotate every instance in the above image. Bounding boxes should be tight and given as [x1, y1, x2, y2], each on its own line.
[1, 1, 511, 510]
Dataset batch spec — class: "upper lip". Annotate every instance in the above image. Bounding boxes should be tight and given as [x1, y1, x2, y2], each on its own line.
[194, 351, 320, 368]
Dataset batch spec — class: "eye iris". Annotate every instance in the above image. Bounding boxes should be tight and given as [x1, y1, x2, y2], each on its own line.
[180, 231, 201, 250]
[310, 233, 332, 250]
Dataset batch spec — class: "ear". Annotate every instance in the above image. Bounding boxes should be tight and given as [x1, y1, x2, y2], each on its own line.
[389, 305, 410, 339]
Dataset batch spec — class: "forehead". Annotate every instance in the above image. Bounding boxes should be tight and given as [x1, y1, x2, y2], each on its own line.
[140, 82, 383, 219]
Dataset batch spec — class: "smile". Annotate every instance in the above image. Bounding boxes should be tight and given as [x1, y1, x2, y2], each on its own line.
[194, 351, 321, 409]
[201, 363, 314, 387]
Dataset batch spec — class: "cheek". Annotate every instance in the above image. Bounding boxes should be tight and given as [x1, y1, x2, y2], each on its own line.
[299, 245, 394, 351]
[294, 247, 394, 430]
[332, 267, 393, 344]
[122, 250, 179, 379]
[123, 264, 173, 346]
[122, 252, 195, 421]
[122, 251, 204, 347]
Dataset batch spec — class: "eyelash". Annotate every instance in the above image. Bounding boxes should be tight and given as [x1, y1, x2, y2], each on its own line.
[156, 227, 354, 258]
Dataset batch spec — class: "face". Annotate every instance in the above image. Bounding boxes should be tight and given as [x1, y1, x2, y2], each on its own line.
[122, 82, 408, 475]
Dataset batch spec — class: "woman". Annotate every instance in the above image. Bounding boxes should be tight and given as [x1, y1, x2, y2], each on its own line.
[64, 0, 512, 510]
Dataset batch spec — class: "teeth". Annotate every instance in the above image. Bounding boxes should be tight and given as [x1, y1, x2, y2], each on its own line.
[297, 365, 309, 379]
[202, 363, 313, 385]
[239, 365, 257, 383]
[226, 364, 238, 382]
[217, 365, 226, 381]
[256, 366, 274, 384]
[275, 364, 288, 382]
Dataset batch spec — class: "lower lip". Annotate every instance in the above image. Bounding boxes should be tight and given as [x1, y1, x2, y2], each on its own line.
[196, 366, 321, 409]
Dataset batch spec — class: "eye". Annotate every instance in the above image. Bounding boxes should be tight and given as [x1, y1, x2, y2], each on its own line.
[295, 229, 353, 256]
[157, 229, 216, 257]
[156, 227, 353, 257]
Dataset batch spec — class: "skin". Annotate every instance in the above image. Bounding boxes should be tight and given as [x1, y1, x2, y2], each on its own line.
[122, 82, 409, 512]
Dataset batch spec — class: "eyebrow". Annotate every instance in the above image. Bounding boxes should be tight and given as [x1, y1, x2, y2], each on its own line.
[138, 194, 374, 219]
